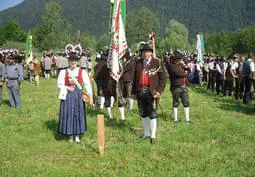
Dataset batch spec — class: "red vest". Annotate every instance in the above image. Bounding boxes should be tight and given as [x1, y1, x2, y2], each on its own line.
[138, 68, 150, 88]
[65, 68, 83, 86]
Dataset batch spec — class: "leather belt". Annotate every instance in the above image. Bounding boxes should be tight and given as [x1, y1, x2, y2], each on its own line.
[175, 85, 186, 88]
[8, 78, 18, 80]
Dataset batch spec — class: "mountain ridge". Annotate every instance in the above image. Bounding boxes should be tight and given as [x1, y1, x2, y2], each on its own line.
[0, 0, 254, 37]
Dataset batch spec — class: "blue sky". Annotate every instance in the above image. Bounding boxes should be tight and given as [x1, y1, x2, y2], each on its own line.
[0, 0, 24, 11]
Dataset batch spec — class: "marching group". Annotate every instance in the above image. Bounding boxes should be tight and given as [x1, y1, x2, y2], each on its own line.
[165, 52, 255, 104]
[0, 45, 254, 145]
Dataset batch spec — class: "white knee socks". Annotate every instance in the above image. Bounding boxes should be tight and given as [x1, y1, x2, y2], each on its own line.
[184, 107, 190, 122]
[141, 117, 157, 138]
[107, 107, 113, 119]
[142, 117, 150, 137]
[119, 107, 125, 120]
[127, 98, 134, 110]
[173, 107, 178, 122]
[150, 119, 157, 139]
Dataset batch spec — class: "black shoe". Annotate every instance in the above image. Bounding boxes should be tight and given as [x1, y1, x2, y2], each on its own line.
[150, 138, 156, 145]
[108, 118, 114, 123]
[140, 135, 150, 140]
[120, 119, 127, 125]
[186, 120, 192, 124]
[173, 120, 178, 123]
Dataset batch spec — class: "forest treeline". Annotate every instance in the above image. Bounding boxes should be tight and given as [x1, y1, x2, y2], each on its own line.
[0, 1, 254, 57]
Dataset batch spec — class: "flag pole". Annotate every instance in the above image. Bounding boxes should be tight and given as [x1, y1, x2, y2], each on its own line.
[150, 32, 156, 58]
[116, 80, 119, 122]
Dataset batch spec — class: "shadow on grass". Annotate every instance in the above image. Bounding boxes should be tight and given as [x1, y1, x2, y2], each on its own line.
[217, 102, 254, 115]
[191, 86, 255, 115]
[86, 105, 136, 132]
[1, 100, 10, 107]
[45, 119, 66, 141]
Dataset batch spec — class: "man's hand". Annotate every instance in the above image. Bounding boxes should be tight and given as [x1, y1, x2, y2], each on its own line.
[154, 92, 161, 98]
[0, 82, 3, 86]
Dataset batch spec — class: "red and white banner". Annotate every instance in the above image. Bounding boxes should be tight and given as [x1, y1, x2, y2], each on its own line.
[107, 0, 128, 81]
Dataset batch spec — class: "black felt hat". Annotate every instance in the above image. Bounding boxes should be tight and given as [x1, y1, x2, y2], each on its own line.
[123, 51, 131, 59]
[140, 43, 153, 52]
[173, 50, 183, 60]
[68, 52, 80, 60]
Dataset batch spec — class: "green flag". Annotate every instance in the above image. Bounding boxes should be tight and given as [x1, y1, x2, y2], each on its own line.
[109, 0, 126, 32]
[120, 0, 126, 28]
[108, 0, 115, 33]
[25, 34, 32, 52]
[25, 34, 32, 60]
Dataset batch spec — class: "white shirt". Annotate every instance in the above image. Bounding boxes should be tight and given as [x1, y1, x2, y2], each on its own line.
[57, 67, 92, 95]
[232, 61, 239, 71]
[216, 62, 227, 73]
[208, 62, 214, 70]
[195, 63, 201, 71]
[239, 59, 255, 72]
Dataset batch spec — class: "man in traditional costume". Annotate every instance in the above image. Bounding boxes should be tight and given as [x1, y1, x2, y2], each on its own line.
[132, 44, 166, 145]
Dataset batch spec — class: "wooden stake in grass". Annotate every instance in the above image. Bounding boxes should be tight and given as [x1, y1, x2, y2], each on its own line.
[97, 114, 104, 156]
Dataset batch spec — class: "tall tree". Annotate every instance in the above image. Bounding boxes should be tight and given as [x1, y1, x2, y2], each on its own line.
[81, 32, 96, 52]
[0, 20, 26, 43]
[42, 1, 63, 34]
[96, 33, 110, 52]
[39, 1, 73, 50]
[160, 19, 189, 52]
[134, 7, 160, 43]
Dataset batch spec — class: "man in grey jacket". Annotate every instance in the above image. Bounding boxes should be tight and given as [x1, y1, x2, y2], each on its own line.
[0, 55, 5, 105]
[5, 55, 23, 108]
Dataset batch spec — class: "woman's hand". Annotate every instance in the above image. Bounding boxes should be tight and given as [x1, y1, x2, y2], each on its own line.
[67, 86, 75, 92]
[89, 94, 94, 105]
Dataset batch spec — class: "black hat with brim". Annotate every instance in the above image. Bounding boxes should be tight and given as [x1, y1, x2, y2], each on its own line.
[8, 54, 23, 62]
[173, 50, 183, 60]
[68, 52, 80, 60]
[140, 44, 153, 52]
[123, 51, 131, 59]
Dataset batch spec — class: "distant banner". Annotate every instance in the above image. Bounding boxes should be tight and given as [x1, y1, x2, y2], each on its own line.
[25, 34, 33, 60]
[200, 35, 205, 52]
[196, 34, 204, 63]
[25, 34, 32, 52]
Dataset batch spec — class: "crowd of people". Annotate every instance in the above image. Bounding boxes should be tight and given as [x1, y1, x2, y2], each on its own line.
[0, 45, 254, 145]
[164, 52, 255, 104]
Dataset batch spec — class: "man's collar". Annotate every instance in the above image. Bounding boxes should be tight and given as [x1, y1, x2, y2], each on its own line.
[145, 57, 152, 64]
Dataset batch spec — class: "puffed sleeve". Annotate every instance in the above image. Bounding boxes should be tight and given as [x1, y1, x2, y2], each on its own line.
[82, 69, 92, 95]
[57, 69, 68, 90]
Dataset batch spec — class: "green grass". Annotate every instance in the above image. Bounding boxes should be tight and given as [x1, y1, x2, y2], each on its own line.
[0, 78, 255, 177]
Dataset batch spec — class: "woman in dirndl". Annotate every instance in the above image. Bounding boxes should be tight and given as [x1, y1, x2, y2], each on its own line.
[57, 53, 93, 143]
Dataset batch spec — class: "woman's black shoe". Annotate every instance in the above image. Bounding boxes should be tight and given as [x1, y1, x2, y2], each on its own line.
[150, 138, 156, 145]
[140, 135, 150, 140]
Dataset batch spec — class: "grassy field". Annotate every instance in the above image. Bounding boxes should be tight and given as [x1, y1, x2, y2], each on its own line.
[0, 77, 255, 177]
